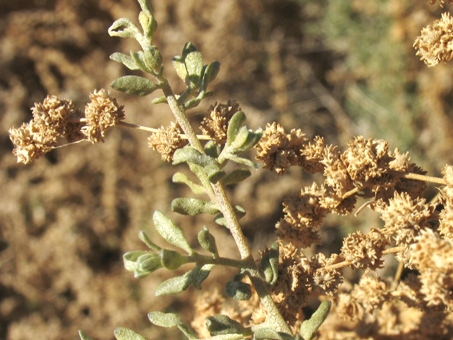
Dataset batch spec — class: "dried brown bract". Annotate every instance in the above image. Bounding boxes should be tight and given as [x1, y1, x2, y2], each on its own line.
[414, 12, 453, 67]
[200, 101, 241, 144]
[147, 122, 188, 162]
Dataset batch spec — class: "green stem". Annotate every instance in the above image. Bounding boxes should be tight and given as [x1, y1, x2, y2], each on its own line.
[157, 73, 292, 335]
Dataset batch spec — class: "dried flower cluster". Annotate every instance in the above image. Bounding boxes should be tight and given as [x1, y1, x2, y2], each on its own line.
[254, 122, 309, 174]
[81, 89, 125, 143]
[200, 101, 241, 144]
[9, 89, 124, 164]
[147, 122, 187, 162]
[254, 122, 453, 334]
[414, 12, 453, 67]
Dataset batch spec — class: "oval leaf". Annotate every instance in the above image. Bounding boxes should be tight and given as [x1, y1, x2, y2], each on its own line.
[222, 168, 251, 186]
[109, 52, 140, 70]
[148, 311, 182, 328]
[206, 315, 248, 336]
[171, 198, 219, 216]
[153, 211, 193, 254]
[111, 75, 157, 96]
[155, 266, 201, 296]
[197, 226, 218, 256]
[114, 327, 148, 340]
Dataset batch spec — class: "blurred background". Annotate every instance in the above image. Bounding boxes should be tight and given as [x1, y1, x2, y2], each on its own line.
[1, 0, 452, 339]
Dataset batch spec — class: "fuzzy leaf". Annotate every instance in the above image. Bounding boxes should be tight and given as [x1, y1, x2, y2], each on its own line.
[203, 163, 226, 183]
[172, 147, 225, 183]
[172, 147, 208, 166]
[123, 251, 162, 278]
[185, 51, 203, 76]
[109, 52, 140, 70]
[108, 18, 141, 39]
[138, 231, 161, 251]
[172, 57, 188, 81]
[148, 312, 197, 339]
[261, 241, 279, 286]
[188, 163, 213, 195]
[172, 172, 206, 195]
[202, 61, 220, 87]
[151, 95, 167, 104]
[123, 250, 148, 272]
[114, 327, 148, 340]
[226, 111, 246, 146]
[137, 0, 154, 18]
[160, 249, 188, 270]
[131, 51, 152, 73]
[197, 226, 218, 256]
[224, 154, 260, 169]
[155, 265, 201, 296]
[206, 315, 249, 336]
[225, 279, 252, 300]
[222, 168, 251, 186]
[148, 311, 182, 328]
[111, 75, 158, 96]
[253, 329, 295, 340]
[181, 42, 199, 59]
[138, 9, 157, 39]
[153, 211, 194, 254]
[192, 264, 214, 289]
[171, 198, 219, 216]
[299, 300, 331, 340]
[143, 46, 162, 75]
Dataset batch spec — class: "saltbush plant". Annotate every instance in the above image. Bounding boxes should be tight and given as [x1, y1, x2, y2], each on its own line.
[9, 0, 453, 339]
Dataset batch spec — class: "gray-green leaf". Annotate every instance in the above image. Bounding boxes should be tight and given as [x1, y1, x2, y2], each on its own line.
[148, 311, 182, 328]
[111, 75, 158, 96]
[109, 52, 140, 70]
[153, 211, 194, 254]
[299, 300, 331, 340]
[114, 327, 148, 340]
[171, 197, 219, 216]
[206, 315, 249, 336]
[155, 265, 201, 296]
[222, 168, 251, 186]
[108, 18, 141, 40]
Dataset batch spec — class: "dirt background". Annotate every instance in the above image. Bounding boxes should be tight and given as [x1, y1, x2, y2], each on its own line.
[1, 1, 453, 339]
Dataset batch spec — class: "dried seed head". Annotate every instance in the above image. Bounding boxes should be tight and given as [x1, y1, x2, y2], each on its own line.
[341, 136, 390, 184]
[410, 229, 453, 309]
[375, 192, 434, 246]
[81, 89, 125, 143]
[340, 228, 387, 270]
[147, 122, 188, 162]
[255, 122, 307, 174]
[414, 12, 453, 67]
[200, 101, 240, 144]
[276, 183, 327, 248]
[299, 135, 325, 173]
[9, 95, 75, 164]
